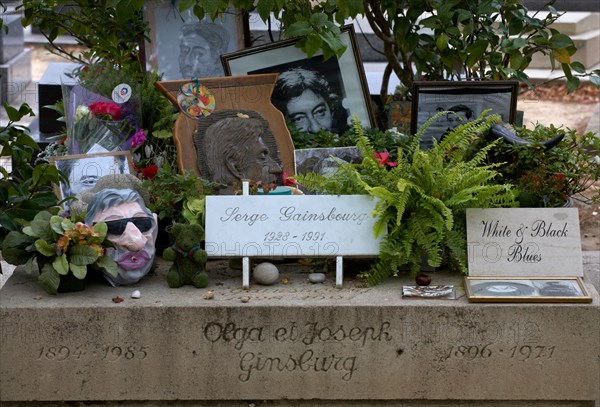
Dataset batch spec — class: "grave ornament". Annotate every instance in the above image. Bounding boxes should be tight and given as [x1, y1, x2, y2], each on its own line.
[84, 188, 158, 286]
[163, 223, 209, 288]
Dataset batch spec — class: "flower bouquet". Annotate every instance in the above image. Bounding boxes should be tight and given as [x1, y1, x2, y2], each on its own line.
[62, 68, 143, 155]
[2, 209, 118, 294]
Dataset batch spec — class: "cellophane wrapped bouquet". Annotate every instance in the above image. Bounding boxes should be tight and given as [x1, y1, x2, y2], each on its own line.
[62, 65, 144, 155]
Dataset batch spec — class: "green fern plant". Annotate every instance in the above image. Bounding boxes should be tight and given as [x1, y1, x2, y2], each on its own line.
[297, 114, 516, 285]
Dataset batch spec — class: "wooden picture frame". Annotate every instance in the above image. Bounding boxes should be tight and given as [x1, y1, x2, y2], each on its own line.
[50, 151, 133, 207]
[144, 1, 247, 80]
[221, 25, 376, 134]
[155, 74, 296, 183]
[464, 276, 592, 303]
[411, 80, 519, 149]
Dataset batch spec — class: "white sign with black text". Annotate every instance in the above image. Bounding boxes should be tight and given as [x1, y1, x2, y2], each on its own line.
[205, 194, 384, 288]
[466, 208, 583, 277]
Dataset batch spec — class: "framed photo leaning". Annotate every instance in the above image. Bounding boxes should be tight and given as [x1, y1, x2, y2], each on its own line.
[464, 276, 592, 303]
[221, 25, 376, 135]
[411, 80, 518, 149]
[50, 151, 133, 207]
[144, 1, 247, 80]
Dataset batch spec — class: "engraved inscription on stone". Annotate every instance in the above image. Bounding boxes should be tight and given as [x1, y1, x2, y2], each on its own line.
[202, 321, 393, 382]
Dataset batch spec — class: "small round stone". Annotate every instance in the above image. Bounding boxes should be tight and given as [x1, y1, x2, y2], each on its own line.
[308, 273, 326, 284]
[253, 262, 279, 285]
[131, 290, 141, 299]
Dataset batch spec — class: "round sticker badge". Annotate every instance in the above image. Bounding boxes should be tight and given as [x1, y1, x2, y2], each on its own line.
[112, 83, 132, 104]
[177, 80, 216, 119]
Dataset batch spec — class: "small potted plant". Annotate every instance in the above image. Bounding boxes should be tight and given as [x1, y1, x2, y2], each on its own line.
[2, 210, 118, 294]
[483, 124, 600, 207]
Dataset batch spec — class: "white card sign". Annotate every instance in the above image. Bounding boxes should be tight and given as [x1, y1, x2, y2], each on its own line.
[205, 195, 383, 257]
[466, 208, 583, 277]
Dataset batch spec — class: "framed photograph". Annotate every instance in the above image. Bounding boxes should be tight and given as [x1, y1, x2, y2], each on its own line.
[464, 277, 592, 303]
[411, 80, 518, 149]
[144, 1, 247, 80]
[50, 151, 133, 207]
[221, 25, 376, 135]
[295, 146, 363, 177]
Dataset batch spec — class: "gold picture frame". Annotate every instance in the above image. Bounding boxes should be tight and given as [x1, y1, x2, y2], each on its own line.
[464, 276, 592, 303]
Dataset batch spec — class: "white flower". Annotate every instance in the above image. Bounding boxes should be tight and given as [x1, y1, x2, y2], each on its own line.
[74, 105, 91, 122]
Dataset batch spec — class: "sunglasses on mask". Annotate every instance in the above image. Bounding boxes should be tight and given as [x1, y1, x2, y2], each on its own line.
[96, 217, 154, 235]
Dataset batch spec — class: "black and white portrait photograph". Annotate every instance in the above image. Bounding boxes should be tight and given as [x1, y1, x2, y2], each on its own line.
[251, 56, 350, 134]
[50, 152, 132, 206]
[295, 146, 362, 177]
[411, 81, 518, 149]
[533, 279, 583, 297]
[144, 2, 245, 80]
[221, 25, 375, 134]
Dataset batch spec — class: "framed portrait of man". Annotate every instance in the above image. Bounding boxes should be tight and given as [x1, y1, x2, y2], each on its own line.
[411, 80, 519, 149]
[144, 2, 247, 80]
[50, 151, 133, 208]
[221, 25, 376, 135]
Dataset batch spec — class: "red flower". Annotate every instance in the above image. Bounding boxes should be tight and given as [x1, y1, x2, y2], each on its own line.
[89, 101, 122, 121]
[142, 165, 158, 179]
[283, 171, 297, 186]
[374, 152, 397, 167]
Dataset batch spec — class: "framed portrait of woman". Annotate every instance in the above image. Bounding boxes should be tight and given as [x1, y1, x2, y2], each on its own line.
[144, 2, 248, 80]
[221, 25, 376, 135]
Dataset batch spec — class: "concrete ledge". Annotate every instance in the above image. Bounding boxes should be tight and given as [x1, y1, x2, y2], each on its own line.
[1, 254, 599, 404]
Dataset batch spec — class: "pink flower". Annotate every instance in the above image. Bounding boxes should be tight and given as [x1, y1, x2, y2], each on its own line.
[374, 152, 397, 167]
[89, 101, 122, 120]
[129, 129, 147, 149]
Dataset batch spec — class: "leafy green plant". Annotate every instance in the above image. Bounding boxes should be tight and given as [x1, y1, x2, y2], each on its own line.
[20, 0, 599, 104]
[21, 0, 148, 73]
[0, 103, 67, 274]
[483, 124, 600, 207]
[178, 0, 599, 103]
[1, 210, 118, 294]
[296, 115, 516, 285]
[143, 166, 223, 223]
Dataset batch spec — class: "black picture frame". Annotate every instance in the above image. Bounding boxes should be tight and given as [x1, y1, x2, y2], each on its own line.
[221, 25, 376, 134]
[411, 80, 519, 148]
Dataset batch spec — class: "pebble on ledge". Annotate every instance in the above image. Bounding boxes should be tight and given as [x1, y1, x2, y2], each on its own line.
[253, 262, 280, 285]
[308, 273, 326, 284]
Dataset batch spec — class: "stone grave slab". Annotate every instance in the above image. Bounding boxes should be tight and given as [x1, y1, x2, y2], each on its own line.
[0, 48, 31, 105]
[1, 256, 598, 405]
[0, 14, 24, 64]
[37, 62, 80, 134]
